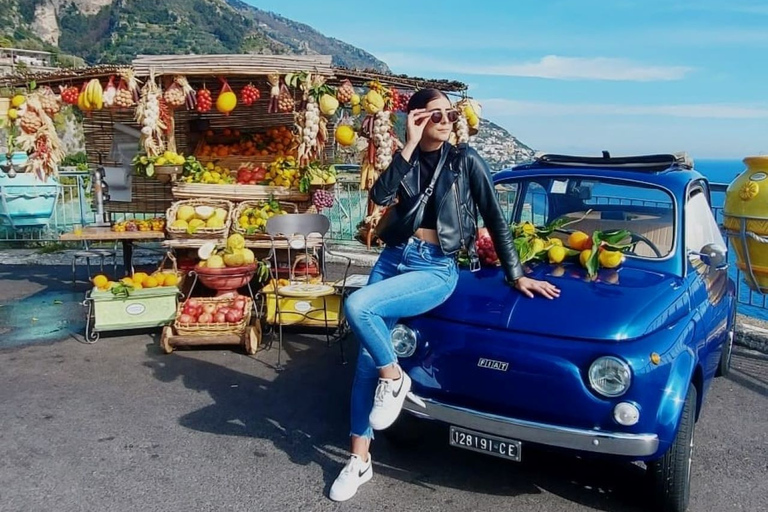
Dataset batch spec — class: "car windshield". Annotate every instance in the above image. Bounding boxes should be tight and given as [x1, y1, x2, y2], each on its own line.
[496, 176, 676, 259]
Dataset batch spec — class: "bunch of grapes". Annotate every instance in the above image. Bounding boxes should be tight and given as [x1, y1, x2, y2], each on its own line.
[60, 86, 79, 105]
[312, 189, 334, 210]
[336, 80, 354, 104]
[392, 90, 410, 112]
[241, 84, 261, 106]
[196, 87, 213, 113]
[114, 88, 134, 108]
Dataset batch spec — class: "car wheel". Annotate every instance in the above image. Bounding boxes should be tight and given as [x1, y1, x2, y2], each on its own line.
[381, 412, 424, 447]
[716, 303, 736, 378]
[648, 385, 697, 512]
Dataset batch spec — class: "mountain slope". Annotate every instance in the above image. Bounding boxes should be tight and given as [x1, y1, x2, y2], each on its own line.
[474, 119, 536, 170]
[0, 0, 389, 71]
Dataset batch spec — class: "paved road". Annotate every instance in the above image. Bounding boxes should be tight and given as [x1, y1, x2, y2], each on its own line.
[0, 266, 766, 512]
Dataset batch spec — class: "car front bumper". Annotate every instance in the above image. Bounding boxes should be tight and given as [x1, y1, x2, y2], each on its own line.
[404, 393, 659, 458]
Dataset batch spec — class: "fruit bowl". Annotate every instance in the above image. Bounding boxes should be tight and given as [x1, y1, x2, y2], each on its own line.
[193, 263, 257, 296]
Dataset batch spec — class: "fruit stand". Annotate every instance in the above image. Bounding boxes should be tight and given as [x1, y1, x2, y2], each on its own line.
[4, 54, 469, 349]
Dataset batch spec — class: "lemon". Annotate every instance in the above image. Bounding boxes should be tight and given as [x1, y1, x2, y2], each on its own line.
[132, 272, 148, 285]
[579, 249, 593, 268]
[163, 274, 179, 287]
[549, 238, 563, 247]
[11, 94, 25, 107]
[156, 157, 167, 166]
[599, 250, 624, 269]
[548, 245, 566, 264]
[143, 276, 159, 288]
[335, 125, 356, 146]
[216, 91, 237, 114]
[227, 233, 245, 250]
[7, 108, 18, 120]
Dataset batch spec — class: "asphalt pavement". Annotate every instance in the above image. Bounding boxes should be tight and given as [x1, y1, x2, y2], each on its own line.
[0, 265, 766, 512]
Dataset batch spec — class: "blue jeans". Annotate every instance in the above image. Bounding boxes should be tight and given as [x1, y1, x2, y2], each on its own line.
[344, 237, 460, 439]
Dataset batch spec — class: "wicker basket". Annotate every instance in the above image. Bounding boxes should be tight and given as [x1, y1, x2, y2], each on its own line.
[174, 296, 253, 336]
[230, 200, 299, 240]
[165, 198, 234, 240]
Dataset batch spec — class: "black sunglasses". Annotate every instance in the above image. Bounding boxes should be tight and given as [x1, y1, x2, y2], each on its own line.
[429, 109, 460, 123]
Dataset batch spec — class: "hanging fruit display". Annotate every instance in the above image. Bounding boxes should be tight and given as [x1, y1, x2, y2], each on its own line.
[38, 86, 60, 116]
[241, 83, 260, 106]
[216, 77, 237, 115]
[286, 72, 332, 166]
[59, 85, 79, 105]
[102, 76, 117, 108]
[114, 78, 135, 108]
[196, 85, 212, 113]
[453, 101, 470, 144]
[135, 72, 169, 157]
[117, 67, 141, 103]
[11, 92, 65, 180]
[358, 81, 399, 190]
[163, 77, 187, 109]
[76, 78, 104, 112]
[336, 79, 354, 104]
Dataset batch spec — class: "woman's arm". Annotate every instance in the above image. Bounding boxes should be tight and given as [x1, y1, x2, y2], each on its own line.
[465, 148, 524, 282]
[369, 149, 415, 206]
[466, 149, 561, 299]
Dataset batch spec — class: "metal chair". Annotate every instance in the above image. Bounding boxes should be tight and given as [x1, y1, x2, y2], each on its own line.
[264, 213, 352, 369]
[71, 240, 118, 285]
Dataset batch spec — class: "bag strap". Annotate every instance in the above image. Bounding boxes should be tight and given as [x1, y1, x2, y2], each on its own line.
[419, 146, 449, 204]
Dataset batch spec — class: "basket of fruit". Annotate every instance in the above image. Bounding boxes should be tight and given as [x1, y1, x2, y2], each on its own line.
[173, 295, 252, 336]
[231, 198, 298, 239]
[193, 235, 270, 295]
[166, 199, 233, 239]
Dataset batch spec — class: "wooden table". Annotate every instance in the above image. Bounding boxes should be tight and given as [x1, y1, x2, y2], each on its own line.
[60, 227, 166, 274]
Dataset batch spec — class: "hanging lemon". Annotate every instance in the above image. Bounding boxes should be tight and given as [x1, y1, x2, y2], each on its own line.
[335, 125, 356, 146]
[216, 91, 237, 115]
[11, 95, 25, 108]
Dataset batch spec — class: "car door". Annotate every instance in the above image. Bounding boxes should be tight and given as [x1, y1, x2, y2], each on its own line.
[685, 181, 731, 380]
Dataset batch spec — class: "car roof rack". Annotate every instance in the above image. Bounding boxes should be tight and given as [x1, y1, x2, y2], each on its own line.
[530, 151, 694, 172]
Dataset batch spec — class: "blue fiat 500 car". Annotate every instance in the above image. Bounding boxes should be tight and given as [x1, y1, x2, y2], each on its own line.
[391, 153, 736, 512]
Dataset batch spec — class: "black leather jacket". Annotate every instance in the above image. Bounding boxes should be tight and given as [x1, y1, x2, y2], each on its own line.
[371, 143, 524, 282]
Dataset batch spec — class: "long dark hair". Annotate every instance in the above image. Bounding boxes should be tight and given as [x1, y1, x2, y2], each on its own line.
[407, 88, 450, 113]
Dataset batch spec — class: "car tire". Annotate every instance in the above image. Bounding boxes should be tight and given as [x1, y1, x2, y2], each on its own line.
[716, 303, 736, 378]
[381, 412, 424, 447]
[648, 385, 697, 512]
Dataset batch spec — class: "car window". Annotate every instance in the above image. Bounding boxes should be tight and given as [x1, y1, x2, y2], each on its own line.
[685, 190, 725, 252]
[498, 176, 675, 259]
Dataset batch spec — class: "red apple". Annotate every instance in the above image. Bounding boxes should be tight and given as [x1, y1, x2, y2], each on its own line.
[225, 310, 241, 323]
[179, 313, 195, 324]
[198, 312, 213, 324]
[203, 303, 216, 315]
[214, 312, 227, 323]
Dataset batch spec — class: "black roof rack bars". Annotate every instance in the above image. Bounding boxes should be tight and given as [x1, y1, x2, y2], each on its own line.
[531, 151, 694, 172]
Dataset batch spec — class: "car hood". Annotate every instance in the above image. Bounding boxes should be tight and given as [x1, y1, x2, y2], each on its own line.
[428, 264, 689, 341]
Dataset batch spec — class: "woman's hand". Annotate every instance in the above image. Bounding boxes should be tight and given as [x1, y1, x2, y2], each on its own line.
[513, 276, 561, 299]
[401, 109, 433, 161]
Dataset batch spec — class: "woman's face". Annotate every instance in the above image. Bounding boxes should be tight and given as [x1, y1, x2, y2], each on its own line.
[421, 96, 456, 144]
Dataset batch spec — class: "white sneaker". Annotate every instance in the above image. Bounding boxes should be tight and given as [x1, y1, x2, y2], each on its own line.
[329, 454, 373, 502]
[369, 369, 412, 430]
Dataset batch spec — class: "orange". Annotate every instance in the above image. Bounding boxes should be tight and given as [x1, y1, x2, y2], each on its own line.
[143, 276, 159, 288]
[568, 231, 592, 251]
[92, 274, 109, 289]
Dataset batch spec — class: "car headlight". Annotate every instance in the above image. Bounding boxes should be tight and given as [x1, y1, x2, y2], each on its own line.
[391, 324, 417, 358]
[588, 356, 632, 397]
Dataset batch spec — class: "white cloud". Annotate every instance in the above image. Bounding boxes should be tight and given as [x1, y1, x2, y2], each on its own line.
[378, 54, 692, 81]
[480, 99, 768, 119]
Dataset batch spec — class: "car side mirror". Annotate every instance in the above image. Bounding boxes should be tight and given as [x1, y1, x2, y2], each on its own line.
[692, 243, 728, 271]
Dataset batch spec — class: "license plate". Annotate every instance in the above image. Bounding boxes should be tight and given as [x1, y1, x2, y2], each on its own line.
[449, 426, 522, 462]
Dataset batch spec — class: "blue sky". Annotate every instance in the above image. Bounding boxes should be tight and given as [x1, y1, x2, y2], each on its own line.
[245, 0, 767, 159]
